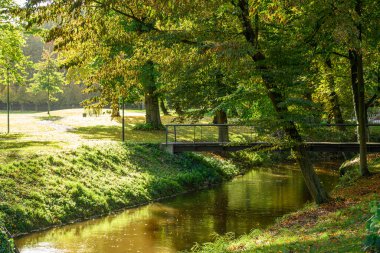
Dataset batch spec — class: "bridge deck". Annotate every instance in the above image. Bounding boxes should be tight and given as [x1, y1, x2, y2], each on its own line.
[161, 142, 380, 154]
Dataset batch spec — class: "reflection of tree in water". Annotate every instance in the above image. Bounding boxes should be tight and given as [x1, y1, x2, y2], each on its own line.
[213, 186, 229, 234]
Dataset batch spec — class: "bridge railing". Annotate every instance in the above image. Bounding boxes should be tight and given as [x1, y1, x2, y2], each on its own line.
[165, 124, 258, 144]
[165, 123, 380, 144]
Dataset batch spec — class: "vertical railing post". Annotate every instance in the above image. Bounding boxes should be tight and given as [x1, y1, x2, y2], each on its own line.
[166, 125, 168, 144]
[193, 126, 196, 143]
[174, 125, 177, 143]
[200, 125, 203, 142]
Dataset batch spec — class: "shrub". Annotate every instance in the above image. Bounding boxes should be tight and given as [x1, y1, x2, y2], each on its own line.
[364, 201, 380, 253]
[338, 164, 361, 187]
[0, 229, 15, 253]
[133, 123, 165, 131]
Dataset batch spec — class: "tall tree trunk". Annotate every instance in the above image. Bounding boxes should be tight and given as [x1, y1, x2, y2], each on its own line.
[357, 50, 370, 176]
[47, 89, 50, 115]
[213, 110, 229, 142]
[349, 50, 360, 133]
[145, 91, 162, 129]
[160, 98, 170, 115]
[325, 59, 345, 130]
[111, 97, 120, 118]
[141, 60, 162, 129]
[237, 0, 329, 203]
[111, 105, 120, 118]
[349, 0, 370, 176]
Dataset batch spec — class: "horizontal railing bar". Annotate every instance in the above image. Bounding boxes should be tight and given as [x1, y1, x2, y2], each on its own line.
[324, 124, 380, 126]
[165, 123, 380, 127]
[165, 124, 242, 127]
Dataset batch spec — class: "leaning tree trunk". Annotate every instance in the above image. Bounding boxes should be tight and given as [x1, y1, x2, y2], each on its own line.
[160, 98, 170, 116]
[325, 59, 345, 130]
[263, 74, 330, 204]
[174, 103, 184, 117]
[236, 0, 329, 203]
[213, 110, 229, 142]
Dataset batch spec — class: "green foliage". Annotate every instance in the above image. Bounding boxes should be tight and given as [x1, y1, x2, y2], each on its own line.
[338, 163, 361, 187]
[133, 123, 165, 131]
[0, 0, 29, 88]
[0, 143, 241, 235]
[0, 230, 15, 253]
[364, 201, 380, 252]
[28, 50, 64, 103]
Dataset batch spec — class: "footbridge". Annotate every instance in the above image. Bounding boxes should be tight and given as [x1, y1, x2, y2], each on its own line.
[160, 124, 380, 154]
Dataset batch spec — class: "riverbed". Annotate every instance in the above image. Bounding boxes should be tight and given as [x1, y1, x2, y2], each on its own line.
[16, 163, 339, 253]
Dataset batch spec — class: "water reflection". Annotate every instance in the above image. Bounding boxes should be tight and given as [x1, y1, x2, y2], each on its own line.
[16, 163, 338, 253]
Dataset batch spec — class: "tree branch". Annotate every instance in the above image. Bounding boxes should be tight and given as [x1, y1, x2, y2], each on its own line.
[331, 51, 349, 59]
[90, 0, 159, 32]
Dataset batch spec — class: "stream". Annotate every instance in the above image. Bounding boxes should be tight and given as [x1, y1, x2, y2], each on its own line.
[16, 162, 339, 253]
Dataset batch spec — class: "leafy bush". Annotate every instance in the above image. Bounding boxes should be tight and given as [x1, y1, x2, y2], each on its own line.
[338, 164, 361, 187]
[364, 201, 380, 252]
[133, 123, 165, 131]
[0, 229, 15, 253]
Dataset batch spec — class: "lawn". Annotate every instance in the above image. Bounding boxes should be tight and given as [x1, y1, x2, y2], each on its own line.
[0, 109, 168, 163]
[0, 108, 261, 163]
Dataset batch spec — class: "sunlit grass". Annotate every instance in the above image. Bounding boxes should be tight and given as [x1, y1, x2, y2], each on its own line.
[0, 109, 260, 163]
[0, 143, 241, 235]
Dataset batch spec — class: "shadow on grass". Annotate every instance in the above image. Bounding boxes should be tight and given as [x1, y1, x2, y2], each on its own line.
[69, 125, 166, 143]
[0, 133, 25, 140]
[0, 140, 63, 163]
[38, 116, 63, 121]
[0, 140, 60, 150]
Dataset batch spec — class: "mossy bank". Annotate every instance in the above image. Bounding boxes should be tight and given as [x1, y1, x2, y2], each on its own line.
[0, 143, 242, 244]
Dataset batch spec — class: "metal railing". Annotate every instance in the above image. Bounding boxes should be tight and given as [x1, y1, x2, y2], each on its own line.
[164, 123, 380, 145]
[165, 124, 256, 144]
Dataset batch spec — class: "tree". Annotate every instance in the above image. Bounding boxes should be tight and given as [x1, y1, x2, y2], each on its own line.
[139, 60, 162, 129]
[303, 0, 380, 176]
[29, 50, 64, 115]
[0, 0, 28, 133]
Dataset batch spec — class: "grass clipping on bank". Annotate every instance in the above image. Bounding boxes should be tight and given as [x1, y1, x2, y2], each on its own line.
[0, 143, 239, 235]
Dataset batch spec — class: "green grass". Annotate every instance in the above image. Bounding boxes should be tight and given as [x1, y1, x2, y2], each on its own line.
[0, 143, 241, 236]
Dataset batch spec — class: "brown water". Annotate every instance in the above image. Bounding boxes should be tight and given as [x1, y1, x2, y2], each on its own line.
[16, 163, 339, 253]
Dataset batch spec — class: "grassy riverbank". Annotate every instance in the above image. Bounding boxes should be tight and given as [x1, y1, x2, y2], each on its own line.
[0, 143, 242, 238]
[187, 160, 380, 253]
